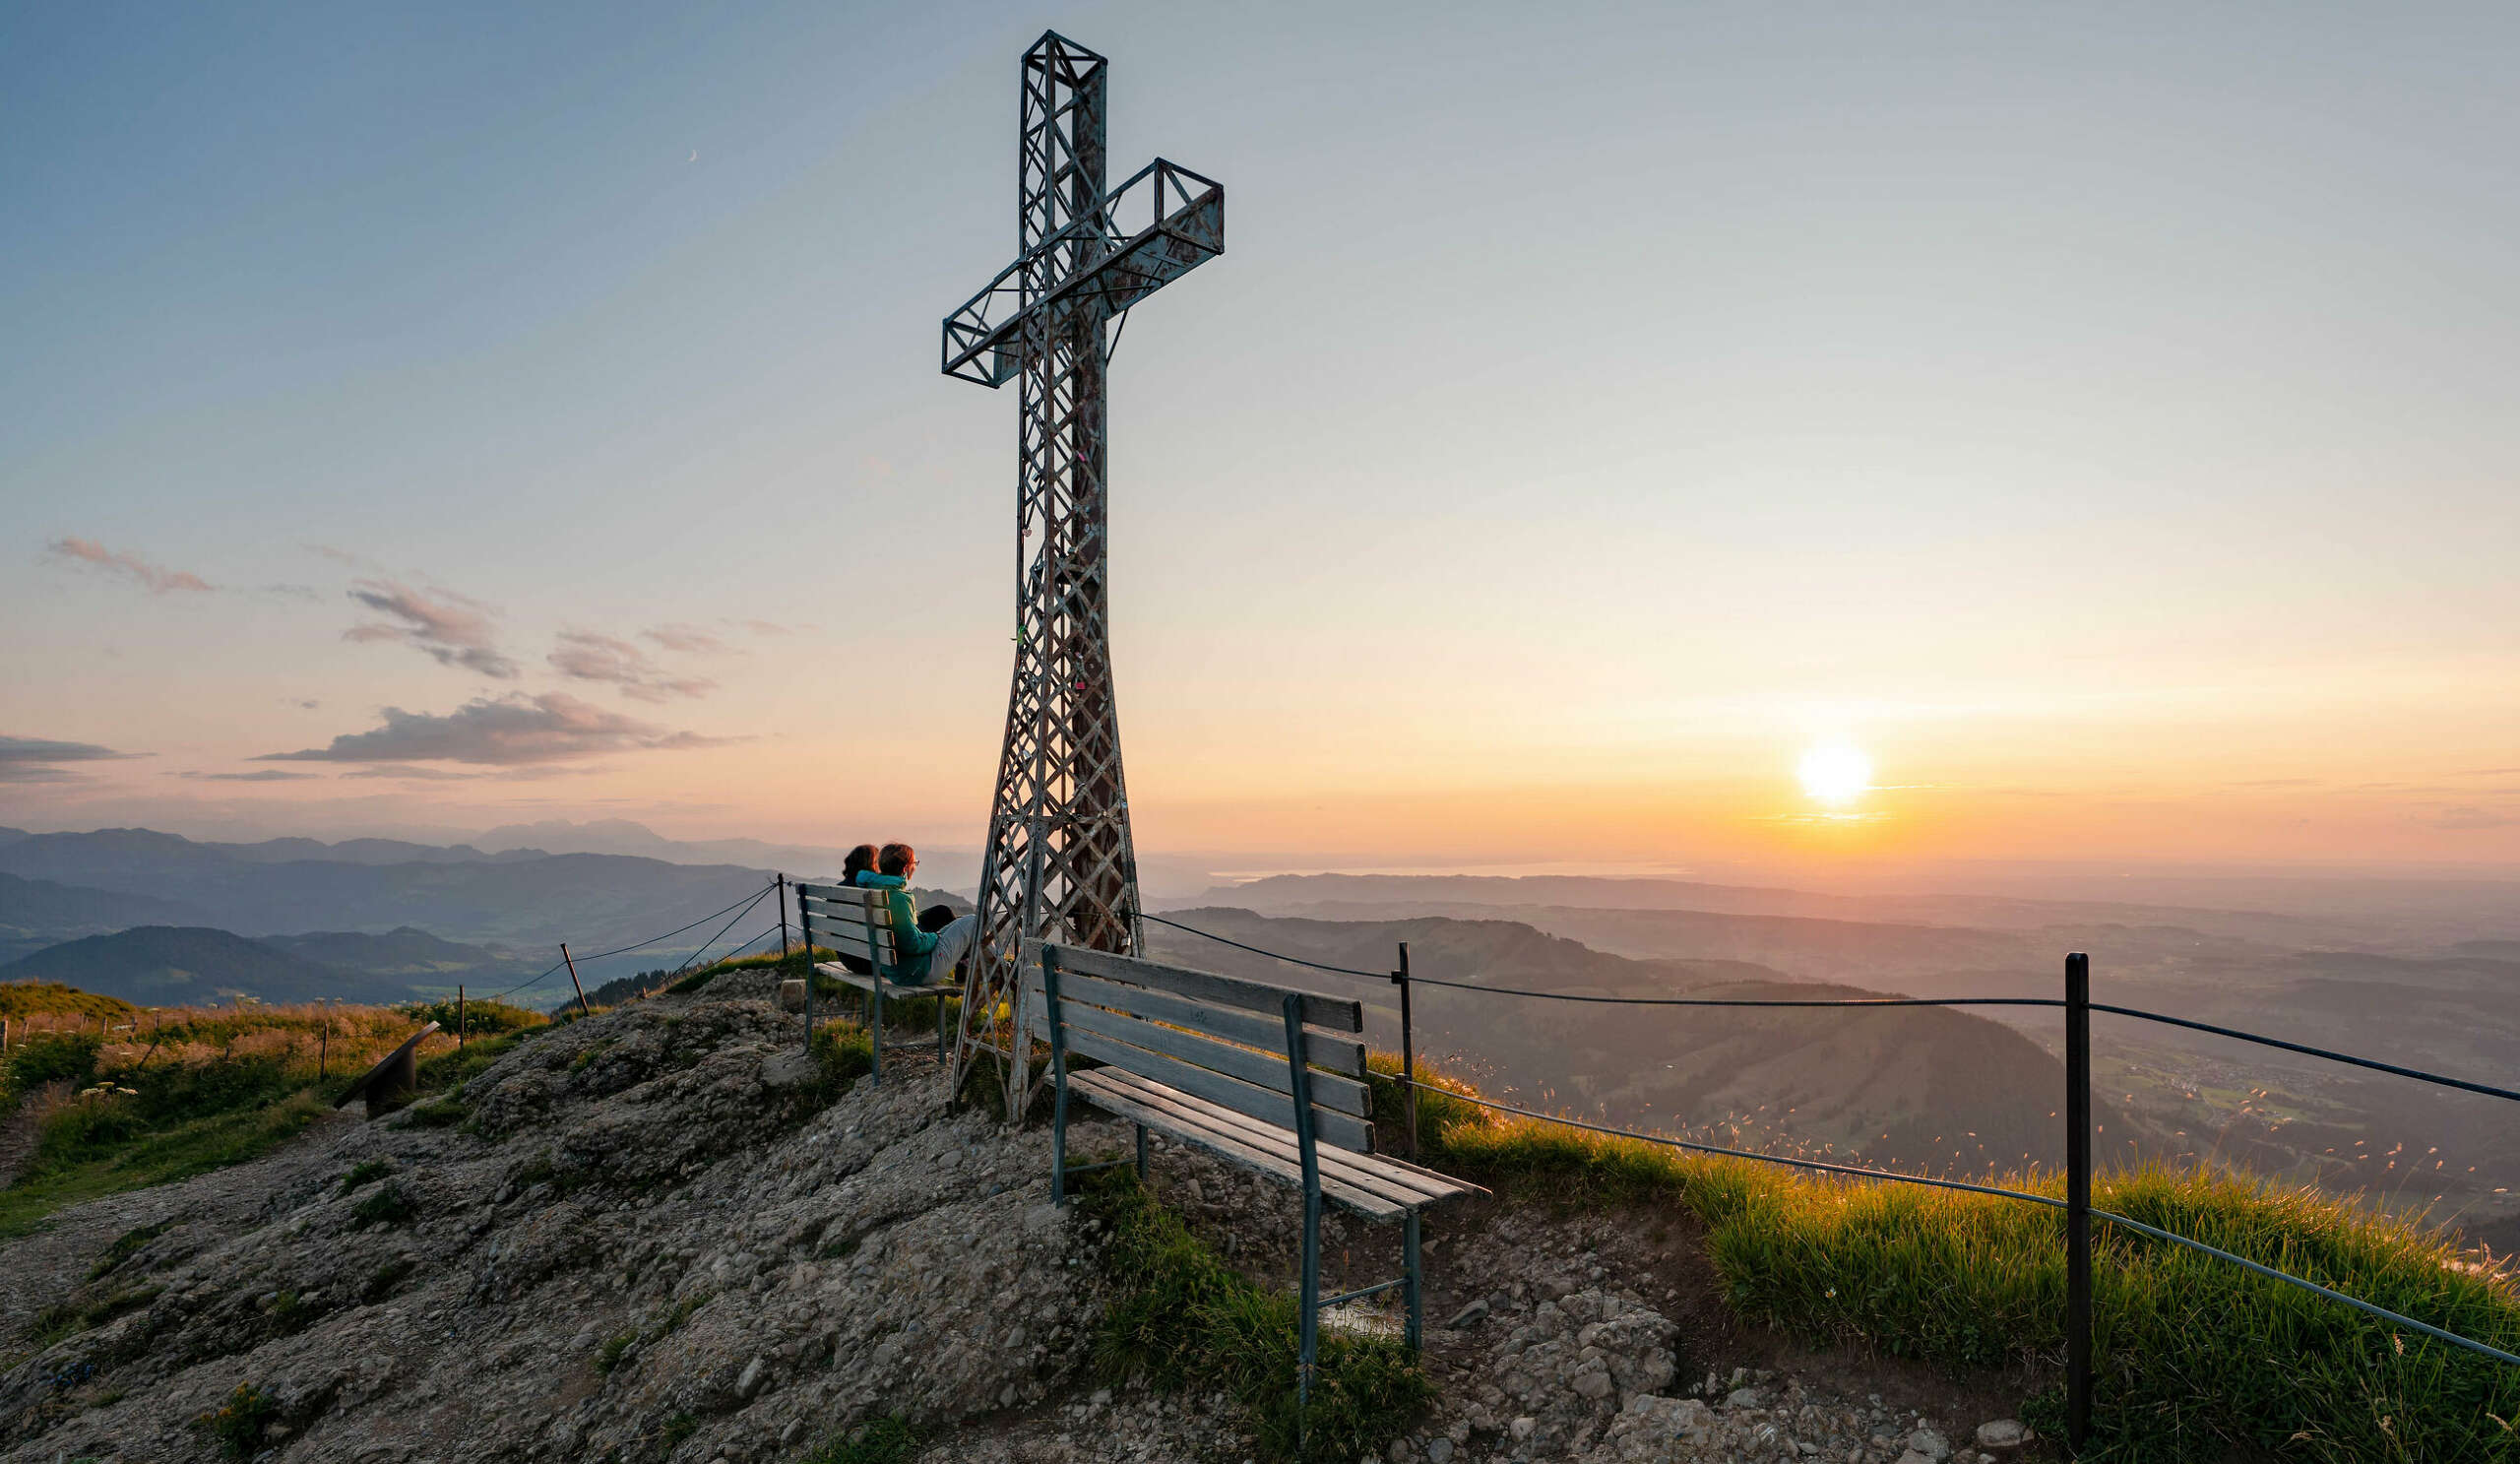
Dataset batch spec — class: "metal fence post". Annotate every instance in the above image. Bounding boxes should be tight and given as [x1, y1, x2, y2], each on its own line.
[2065, 950, 2093, 1451]
[457, 985, 467, 1048]
[562, 943, 591, 1018]
[1393, 941, 1418, 1161]
[778, 873, 791, 958]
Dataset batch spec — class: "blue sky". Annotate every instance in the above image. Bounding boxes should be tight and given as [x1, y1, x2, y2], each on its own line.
[7, 3, 2519, 872]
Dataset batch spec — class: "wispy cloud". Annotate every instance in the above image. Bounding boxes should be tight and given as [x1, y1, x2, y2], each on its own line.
[2434, 805, 2515, 830]
[260, 693, 725, 766]
[549, 631, 716, 702]
[0, 734, 147, 783]
[344, 579, 520, 678]
[44, 538, 214, 594]
[173, 769, 324, 783]
[642, 623, 728, 655]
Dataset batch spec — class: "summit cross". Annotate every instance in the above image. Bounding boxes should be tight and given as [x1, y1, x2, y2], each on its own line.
[938, 31, 1226, 1114]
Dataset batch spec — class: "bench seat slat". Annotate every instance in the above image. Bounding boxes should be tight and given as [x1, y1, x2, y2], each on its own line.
[1039, 968, 1364, 1077]
[797, 899, 897, 928]
[1058, 1024, 1376, 1154]
[813, 962, 961, 1001]
[1067, 1070, 1407, 1221]
[1025, 990, 1372, 1117]
[804, 928, 901, 960]
[1082, 1067, 1482, 1206]
[1046, 943, 1361, 1032]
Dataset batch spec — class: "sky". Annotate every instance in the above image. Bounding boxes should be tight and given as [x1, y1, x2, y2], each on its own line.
[6, 2, 2520, 881]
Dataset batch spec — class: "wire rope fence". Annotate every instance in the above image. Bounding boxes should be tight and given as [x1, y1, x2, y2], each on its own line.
[1136, 910, 2520, 1444]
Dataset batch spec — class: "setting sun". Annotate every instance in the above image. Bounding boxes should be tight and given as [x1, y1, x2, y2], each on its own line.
[1797, 744, 1872, 806]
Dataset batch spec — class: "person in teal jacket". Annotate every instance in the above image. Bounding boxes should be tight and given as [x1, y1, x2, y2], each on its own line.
[854, 843, 976, 984]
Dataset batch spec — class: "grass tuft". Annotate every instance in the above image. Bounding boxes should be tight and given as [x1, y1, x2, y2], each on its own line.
[87, 1219, 174, 1281]
[348, 1180, 417, 1230]
[191, 1381, 279, 1460]
[1078, 1169, 1429, 1463]
[799, 1417, 922, 1463]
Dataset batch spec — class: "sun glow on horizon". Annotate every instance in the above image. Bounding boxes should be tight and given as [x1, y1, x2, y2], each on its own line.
[1797, 744, 1872, 806]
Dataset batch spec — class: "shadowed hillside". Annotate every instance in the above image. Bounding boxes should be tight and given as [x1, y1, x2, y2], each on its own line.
[1142, 909, 2119, 1177]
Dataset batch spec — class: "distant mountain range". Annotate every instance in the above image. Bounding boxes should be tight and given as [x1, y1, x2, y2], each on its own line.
[0, 828, 778, 951]
[0, 923, 527, 1007]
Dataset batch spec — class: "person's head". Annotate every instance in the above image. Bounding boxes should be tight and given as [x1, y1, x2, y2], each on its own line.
[843, 844, 879, 880]
[878, 842, 917, 878]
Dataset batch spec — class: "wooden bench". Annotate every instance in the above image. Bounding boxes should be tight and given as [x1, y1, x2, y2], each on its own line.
[1024, 940, 1482, 1408]
[793, 881, 964, 1085]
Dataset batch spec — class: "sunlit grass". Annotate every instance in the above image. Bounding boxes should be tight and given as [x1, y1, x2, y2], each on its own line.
[1369, 1056, 2520, 1462]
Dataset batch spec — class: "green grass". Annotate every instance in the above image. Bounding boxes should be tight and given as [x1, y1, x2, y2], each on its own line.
[0, 1092, 327, 1240]
[86, 1219, 173, 1280]
[339, 1158, 393, 1194]
[798, 1417, 923, 1463]
[402, 996, 545, 1041]
[1369, 1058, 2520, 1463]
[596, 1330, 636, 1374]
[1077, 1168, 1429, 1463]
[808, 1020, 874, 1105]
[0, 982, 137, 1024]
[192, 1382, 279, 1460]
[348, 1179, 416, 1230]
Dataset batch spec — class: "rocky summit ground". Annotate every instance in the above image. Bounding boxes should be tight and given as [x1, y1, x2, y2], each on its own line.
[1, 984, 2044, 1463]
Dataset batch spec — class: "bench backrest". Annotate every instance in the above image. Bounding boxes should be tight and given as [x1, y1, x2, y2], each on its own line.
[1024, 941, 1378, 1154]
[793, 881, 904, 974]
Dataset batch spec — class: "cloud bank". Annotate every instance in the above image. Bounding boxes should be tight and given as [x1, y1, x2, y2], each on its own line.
[345, 580, 520, 678]
[0, 734, 146, 783]
[45, 538, 213, 594]
[260, 693, 723, 766]
[549, 631, 716, 702]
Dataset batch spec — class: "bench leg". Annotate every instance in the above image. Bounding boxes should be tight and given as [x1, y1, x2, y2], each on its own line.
[1297, 1183, 1321, 1437]
[1134, 1123, 1148, 1178]
[869, 984, 883, 1087]
[1404, 1210, 1423, 1353]
[1051, 1070, 1070, 1206]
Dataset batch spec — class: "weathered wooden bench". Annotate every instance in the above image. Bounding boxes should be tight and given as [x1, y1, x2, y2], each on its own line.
[793, 881, 964, 1085]
[1024, 940, 1482, 1407]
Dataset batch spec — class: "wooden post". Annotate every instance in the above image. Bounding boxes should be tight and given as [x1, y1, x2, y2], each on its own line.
[2066, 951, 2093, 1451]
[319, 1022, 328, 1080]
[561, 944, 591, 1018]
[1394, 941, 1418, 1161]
[457, 985, 467, 1047]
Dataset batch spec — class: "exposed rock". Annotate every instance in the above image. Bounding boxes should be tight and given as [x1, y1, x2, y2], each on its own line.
[1976, 1419, 2031, 1450]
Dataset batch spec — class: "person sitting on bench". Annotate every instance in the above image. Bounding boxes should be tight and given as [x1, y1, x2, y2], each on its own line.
[853, 843, 977, 984]
[831, 844, 882, 976]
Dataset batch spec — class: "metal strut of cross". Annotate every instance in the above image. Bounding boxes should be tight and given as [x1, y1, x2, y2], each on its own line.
[938, 32, 1225, 1116]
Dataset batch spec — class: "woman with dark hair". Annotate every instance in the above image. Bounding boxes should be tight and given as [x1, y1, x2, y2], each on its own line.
[829, 844, 882, 976]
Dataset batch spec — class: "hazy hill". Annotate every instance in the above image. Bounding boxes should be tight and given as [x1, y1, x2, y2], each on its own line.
[0, 926, 387, 1006]
[0, 830, 776, 952]
[0, 871, 212, 965]
[258, 926, 524, 983]
[1141, 908, 2110, 1175]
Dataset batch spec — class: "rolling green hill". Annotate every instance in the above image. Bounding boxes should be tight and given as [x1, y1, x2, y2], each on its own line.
[0, 926, 397, 1006]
